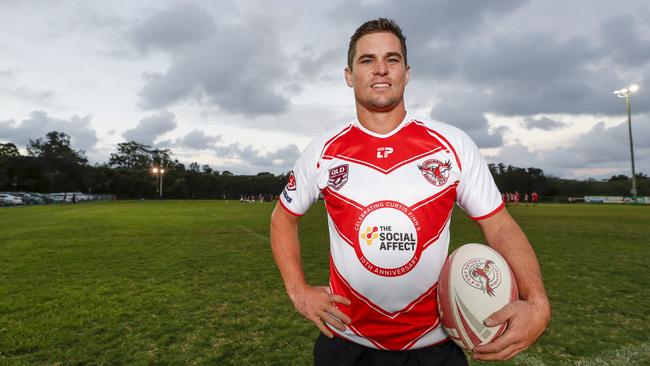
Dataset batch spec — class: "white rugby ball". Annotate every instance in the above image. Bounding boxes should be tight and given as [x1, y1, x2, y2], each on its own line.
[437, 243, 518, 351]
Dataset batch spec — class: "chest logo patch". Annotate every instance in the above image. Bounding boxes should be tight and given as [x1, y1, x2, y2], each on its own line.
[354, 201, 422, 277]
[418, 159, 452, 186]
[328, 164, 349, 190]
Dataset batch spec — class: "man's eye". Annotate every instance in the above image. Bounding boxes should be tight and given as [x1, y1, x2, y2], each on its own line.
[361, 59, 372, 64]
[388, 58, 399, 63]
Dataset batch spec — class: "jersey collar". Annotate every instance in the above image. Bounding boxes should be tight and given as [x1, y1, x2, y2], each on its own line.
[353, 113, 413, 139]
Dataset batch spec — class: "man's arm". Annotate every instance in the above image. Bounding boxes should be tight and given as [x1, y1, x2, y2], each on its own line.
[269, 202, 351, 338]
[471, 208, 551, 361]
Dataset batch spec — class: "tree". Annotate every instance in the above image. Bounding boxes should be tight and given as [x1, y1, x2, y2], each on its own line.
[189, 162, 200, 173]
[27, 131, 87, 165]
[0, 142, 20, 158]
[108, 141, 173, 169]
[202, 164, 213, 174]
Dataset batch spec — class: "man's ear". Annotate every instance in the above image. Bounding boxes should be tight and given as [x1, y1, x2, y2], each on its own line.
[344, 66, 353, 88]
[405, 64, 410, 86]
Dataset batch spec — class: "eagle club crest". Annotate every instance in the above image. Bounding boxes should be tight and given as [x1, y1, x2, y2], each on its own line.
[418, 159, 452, 186]
[286, 171, 296, 191]
[328, 164, 349, 190]
[462, 258, 502, 297]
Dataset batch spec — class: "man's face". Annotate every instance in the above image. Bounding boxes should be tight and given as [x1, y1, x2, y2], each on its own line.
[345, 32, 410, 113]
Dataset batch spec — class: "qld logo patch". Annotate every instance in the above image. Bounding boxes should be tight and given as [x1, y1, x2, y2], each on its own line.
[286, 171, 297, 191]
[328, 164, 349, 190]
[462, 258, 502, 297]
[418, 159, 452, 186]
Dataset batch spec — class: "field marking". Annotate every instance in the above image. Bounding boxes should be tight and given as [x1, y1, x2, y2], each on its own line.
[514, 342, 650, 366]
[574, 342, 650, 366]
[238, 225, 268, 242]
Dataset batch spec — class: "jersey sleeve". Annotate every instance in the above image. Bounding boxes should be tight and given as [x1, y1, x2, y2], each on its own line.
[455, 132, 504, 220]
[278, 137, 322, 216]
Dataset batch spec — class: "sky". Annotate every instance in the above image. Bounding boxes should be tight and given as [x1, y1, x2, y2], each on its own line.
[1, 0, 649, 179]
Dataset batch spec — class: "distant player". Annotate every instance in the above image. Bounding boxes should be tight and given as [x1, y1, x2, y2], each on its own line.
[524, 192, 529, 207]
[532, 191, 539, 207]
[270, 18, 550, 365]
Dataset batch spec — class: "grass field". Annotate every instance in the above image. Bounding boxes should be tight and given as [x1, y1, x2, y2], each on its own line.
[1, 201, 649, 365]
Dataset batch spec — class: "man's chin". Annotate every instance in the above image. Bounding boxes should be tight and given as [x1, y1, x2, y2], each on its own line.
[368, 100, 401, 112]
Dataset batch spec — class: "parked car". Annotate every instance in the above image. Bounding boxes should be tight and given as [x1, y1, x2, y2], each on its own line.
[47, 193, 71, 203]
[29, 193, 54, 204]
[21, 193, 46, 204]
[0, 193, 24, 206]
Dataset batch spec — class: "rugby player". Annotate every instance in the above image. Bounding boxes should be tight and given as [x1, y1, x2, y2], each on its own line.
[270, 18, 550, 365]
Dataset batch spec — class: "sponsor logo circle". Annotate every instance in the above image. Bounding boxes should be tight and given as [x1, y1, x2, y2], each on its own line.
[353, 200, 422, 277]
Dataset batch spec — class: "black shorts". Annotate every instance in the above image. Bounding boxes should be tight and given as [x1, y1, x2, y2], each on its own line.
[313, 333, 468, 366]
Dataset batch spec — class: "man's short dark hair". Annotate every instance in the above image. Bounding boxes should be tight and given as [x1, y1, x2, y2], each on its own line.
[347, 18, 407, 70]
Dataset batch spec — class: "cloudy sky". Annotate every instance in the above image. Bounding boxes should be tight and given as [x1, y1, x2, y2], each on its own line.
[1, 0, 649, 178]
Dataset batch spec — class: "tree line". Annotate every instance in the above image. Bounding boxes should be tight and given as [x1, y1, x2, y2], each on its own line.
[0, 131, 647, 199]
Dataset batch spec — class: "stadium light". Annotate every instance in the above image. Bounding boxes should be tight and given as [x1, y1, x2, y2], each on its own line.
[613, 84, 639, 201]
[151, 167, 165, 201]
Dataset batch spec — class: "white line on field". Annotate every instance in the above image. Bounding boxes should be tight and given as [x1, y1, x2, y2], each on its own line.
[238, 225, 268, 242]
[574, 342, 650, 366]
[513, 342, 650, 366]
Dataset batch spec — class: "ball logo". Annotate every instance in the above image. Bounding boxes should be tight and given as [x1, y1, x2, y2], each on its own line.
[353, 201, 422, 277]
[286, 171, 297, 191]
[418, 159, 452, 186]
[328, 164, 349, 190]
[462, 258, 501, 296]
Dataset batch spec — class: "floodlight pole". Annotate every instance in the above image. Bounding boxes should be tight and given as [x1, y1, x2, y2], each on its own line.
[624, 94, 637, 200]
[159, 169, 164, 201]
[614, 85, 639, 202]
[152, 167, 165, 201]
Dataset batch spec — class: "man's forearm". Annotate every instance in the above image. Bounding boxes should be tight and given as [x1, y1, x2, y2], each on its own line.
[270, 203, 307, 299]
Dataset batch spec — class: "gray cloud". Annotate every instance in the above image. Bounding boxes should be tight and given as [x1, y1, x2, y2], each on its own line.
[131, 3, 291, 116]
[215, 143, 301, 169]
[0, 110, 98, 151]
[492, 114, 650, 178]
[523, 116, 566, 131]
[130, 3, 214, 53]
[0, 69, 13, 78]
[430, 91, 504, 148]
[599, 14, 650, 68]
[122, 111, 177, 145]
[158, 129, 222, 150]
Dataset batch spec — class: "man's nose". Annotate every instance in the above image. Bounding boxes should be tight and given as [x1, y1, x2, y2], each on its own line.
[373, 60, 388, 75]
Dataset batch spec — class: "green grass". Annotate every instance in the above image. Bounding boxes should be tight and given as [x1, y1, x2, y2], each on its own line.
[0, 201, 649, 365]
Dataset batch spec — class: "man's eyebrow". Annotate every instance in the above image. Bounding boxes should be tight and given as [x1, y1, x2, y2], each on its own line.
[385, 52, 403, 59]
[357, 53, 376, 60]
[357, 52, 404, 61]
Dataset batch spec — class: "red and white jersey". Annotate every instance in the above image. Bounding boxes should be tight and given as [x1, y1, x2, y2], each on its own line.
[279, 115, 504, 350]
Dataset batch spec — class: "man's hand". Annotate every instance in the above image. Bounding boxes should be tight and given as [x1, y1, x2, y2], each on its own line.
[472, 298, 550, 361]
[290, 285, 352, 338]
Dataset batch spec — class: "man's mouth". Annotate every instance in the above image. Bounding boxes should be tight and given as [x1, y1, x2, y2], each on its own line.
[371, 83, 390, 89]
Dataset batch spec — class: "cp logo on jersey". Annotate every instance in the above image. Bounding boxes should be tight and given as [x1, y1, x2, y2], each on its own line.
[377, 147, 394, 158]
[328, 164, 349, 190]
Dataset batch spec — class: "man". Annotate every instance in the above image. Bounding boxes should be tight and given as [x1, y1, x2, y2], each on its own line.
[270, 18, 550, 365]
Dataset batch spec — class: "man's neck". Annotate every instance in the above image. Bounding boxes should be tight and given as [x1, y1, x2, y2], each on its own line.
[356, 104, 407, 135]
